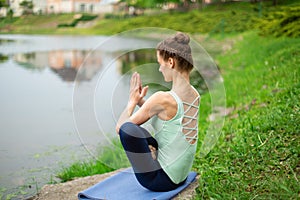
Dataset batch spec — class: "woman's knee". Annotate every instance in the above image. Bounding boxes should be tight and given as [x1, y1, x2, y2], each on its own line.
[119, 122, 142, 138]
[119, 122, 139, 145]
[120, 121, 135, 131]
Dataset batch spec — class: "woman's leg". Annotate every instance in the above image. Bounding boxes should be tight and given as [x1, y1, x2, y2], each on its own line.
[119, 122, 160, 173]
[119, 122, 185, 191]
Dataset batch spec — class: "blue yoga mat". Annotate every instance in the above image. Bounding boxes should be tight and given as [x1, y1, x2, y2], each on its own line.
[78, 168, 197, 200]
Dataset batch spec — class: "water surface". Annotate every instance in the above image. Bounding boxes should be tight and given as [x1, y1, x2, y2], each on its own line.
[0, 34, 159, 198]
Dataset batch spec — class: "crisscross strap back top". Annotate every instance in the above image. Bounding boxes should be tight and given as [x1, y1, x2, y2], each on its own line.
[151, 88, 200, 184]
[182, 93, 200, 144]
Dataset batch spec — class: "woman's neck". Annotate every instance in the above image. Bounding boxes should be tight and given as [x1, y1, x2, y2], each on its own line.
[171, 70, 190, 94]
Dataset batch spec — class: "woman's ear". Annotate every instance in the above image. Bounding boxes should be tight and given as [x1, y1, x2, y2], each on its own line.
[168, 57, 175, 69]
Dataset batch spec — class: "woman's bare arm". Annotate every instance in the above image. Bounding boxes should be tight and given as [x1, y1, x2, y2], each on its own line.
[116, 73, 168, 134]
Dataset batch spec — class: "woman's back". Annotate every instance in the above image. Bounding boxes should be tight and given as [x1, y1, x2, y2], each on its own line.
[151, 85, 200, 184]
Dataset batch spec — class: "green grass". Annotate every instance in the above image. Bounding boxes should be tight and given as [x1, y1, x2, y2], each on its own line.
[0, 14, 75, 34]
[57, 139, 130, 182]
[194, 33, 299, 199]
[57, 161, 113, 182]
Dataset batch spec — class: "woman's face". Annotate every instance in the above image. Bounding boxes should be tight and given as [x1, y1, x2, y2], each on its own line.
[157, 51, 173, 82]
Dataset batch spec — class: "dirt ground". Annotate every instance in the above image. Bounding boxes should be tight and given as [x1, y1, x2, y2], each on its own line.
[28, 169, 199, 200]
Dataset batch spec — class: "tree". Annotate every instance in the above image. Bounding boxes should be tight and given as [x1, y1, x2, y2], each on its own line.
[0, 0, 7, 8]
[20, 0, 34, 15]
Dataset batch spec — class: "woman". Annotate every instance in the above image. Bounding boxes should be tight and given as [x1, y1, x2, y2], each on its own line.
[116, 32, 200, 192]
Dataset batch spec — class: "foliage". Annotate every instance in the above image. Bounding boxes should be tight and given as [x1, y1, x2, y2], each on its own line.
[195, 32, 299, 199]
[0, 0, 7, 8]
[57, 14, 97, 28]
[20, 0, 34, 15]
[256, 4, 300, 37]
[57, 160, 113, 182]
[0, 53, 8, 63]
[57, 139, 129, 182]
[121, 0, 181, 8]
[20, 0, 33, 9]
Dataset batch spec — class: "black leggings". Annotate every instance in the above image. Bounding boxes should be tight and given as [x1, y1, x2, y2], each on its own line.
[119, 122, 185, 192]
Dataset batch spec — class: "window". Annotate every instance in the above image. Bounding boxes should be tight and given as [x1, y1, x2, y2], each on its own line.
[80, 4, 85, 12]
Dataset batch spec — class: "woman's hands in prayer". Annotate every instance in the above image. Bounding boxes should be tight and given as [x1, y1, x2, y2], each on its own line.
[129, 72, 148, 106]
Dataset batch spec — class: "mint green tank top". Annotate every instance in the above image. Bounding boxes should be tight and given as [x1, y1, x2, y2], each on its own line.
[151, 90, 200, 184]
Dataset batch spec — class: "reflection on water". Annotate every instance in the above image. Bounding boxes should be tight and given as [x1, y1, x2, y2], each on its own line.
[0, 54, 8, 63]
[119, 49, 156, 73]
[0, 38, 14, 44]
[0, 39, 11, 63]
[117, 49, 171, 92]
[117, 49, 208, 94]
[13, 50, 103, 82]
[13, 48, 208, 94]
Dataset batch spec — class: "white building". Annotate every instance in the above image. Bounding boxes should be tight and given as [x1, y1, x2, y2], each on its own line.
[0, 7, 7, 17]
[8, 0, 23, 16]
[5, 0, 119, 17]
[46, 0, 118, 14]
[32, 0, 47, 14]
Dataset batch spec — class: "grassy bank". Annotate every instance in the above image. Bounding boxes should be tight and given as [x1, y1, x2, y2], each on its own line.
[195, 33, 299, 199]
[0, 2, 259, 35]
[1, 2, 298, 38]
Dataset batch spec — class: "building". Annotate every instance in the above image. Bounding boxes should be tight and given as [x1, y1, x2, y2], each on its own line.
[32, 0, 47, 14]
[46, 0, 118, 14]
[7, 0, 23, 16]
[4, 0, 118, 17]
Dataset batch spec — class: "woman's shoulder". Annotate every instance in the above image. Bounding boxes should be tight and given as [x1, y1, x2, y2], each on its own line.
[150, 91, 173, 102]
[146, 91, 177, 107]
[152, 91, 171, 97]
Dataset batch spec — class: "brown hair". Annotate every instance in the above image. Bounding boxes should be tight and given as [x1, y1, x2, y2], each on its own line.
[156, 32, 193, 72]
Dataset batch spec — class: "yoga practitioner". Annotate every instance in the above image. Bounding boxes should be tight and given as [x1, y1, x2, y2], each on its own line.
[116, 32, 200, 192]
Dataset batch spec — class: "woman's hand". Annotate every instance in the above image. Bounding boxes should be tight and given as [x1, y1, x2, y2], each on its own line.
[129, 72, 148, 106]
[148, 145, 157, 160]
[116, 72, 149, 134]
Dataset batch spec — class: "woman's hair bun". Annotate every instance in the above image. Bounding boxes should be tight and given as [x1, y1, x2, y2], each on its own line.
[174, 32, 190, 44]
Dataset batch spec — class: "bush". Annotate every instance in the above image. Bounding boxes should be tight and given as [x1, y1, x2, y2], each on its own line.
[256, 5, 300, 37]
[57, 14, 98, 28]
